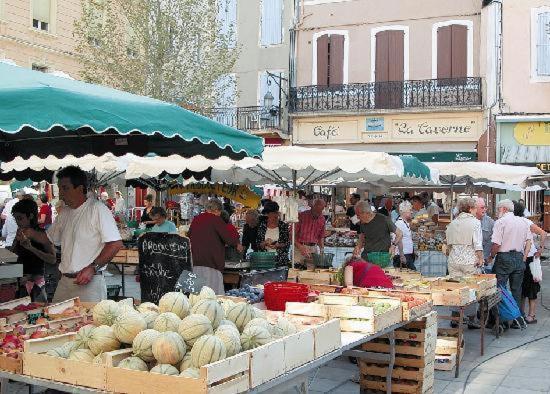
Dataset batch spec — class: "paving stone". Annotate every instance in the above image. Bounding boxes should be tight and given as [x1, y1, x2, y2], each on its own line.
[315, 366, 356, 382]
[501, 375, 550, 392]
[308, 377, 343, 392]
[331, 381, 359, 394]
[442, 382, 498, 394]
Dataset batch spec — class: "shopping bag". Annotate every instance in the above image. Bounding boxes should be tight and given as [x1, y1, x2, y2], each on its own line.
[497, 284, 522, 322]
[530, 257, 543, 283]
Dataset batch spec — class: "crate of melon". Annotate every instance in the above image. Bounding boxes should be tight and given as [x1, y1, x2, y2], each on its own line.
[366, 290, 433, 322]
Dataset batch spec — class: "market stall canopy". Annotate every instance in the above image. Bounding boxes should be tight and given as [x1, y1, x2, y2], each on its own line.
[0, 63, 263, 162]
[427, 162, 544, 188]
[124, 147, 438, 189]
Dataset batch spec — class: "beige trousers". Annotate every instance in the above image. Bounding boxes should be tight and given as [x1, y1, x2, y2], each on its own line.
[53, 274, 107, 303]
[193, 266, 225, 295]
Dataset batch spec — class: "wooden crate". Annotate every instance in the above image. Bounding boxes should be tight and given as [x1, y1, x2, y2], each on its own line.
[329, 297, 402, 334]
[318, 293, 359, 306]
[285, 302, 328, 318]
[434, 350, 464, 371]
[296, 269, 337, 285]
[429, 282, 474, 306]
[286, 269, 299, 282]
[106, 352, 250, 394]
[312, 319, 341, 358]
[126, 249, 139, 264]
[366, 290, 434, 321]
[0, 296, 43, 324]
[359, 361, 434, 383]
[111, 249, 127, 263]
[360, 375, 434, 394]
[308, 284, 340, 293]
[0, 354, 23, 374]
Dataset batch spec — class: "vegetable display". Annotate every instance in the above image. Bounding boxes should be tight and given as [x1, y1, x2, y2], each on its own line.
[225, 285, 264, 304]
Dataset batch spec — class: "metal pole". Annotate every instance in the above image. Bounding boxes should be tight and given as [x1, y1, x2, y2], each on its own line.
[292, 170, 297, 269]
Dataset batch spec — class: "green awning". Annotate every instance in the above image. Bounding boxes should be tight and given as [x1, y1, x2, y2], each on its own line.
[395, 152, 477, 162]
[398, 155, 433, 180]
[10, 179, 34, 192]
[0, 63, 264, 162]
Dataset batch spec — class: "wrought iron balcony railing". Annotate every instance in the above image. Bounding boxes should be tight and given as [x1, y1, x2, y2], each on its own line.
[289, 77, 482, 113]
[203, 106, 284, 132]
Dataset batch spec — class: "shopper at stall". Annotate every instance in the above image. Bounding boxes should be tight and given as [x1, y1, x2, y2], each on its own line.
[411, 195, 426, 218]
[220, 210, 242, 262]
[149, 206, 178, 234]
[343, 256, 393, 289]
[22, 166, 123, 302]
[140, 194, 156, 229]
[393, 201, 415, 270]
[446, 198, 483, 276]
[241, 209, 260, 257]
[294, 199, 326, 266]
[377, 198, 393, 217]
[346, 193, 361, 232]
[114, 191, 125, 215]
[514, 201, 546, 324]
[100, 191, 114, 211]
[420, 191, 439, 224]
[188, 199, 239, 294]
[257, 201, 290, 266]
[475, 197, 494, 265]
[519, 199, 531, 217]
[1, 191, 24, 249]
[489, 199, 533, 317]
[353, 201, 405, 267]
[37, 194, 52, 230]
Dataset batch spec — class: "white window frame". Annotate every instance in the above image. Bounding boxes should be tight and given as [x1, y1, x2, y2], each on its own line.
[370, 25, 409, 83]
[30, 0, 57, 35]
[531, 6, 550, 83]
[257, 69, 284, 106]
[311, 30, 349, 85]
[431, 20, 474, 79]
[259, 0, 284, 47]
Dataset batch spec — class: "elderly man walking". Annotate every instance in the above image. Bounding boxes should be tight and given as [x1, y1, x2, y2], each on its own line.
[489, 199, 532, 318]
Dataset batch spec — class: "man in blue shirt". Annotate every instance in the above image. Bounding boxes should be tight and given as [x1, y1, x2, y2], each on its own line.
[150, 207, 178, 234]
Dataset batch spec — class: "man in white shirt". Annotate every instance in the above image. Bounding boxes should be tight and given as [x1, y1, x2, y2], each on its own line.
[23, 166, 122, 302]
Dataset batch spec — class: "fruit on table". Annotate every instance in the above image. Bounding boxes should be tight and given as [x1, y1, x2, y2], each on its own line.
[153, 312, 181, 333]
[132, 329, 160, 362]
[214, 325, 241, 357]
[152, 331, 186, 365]
[87, 325, 120, 355]
[158, 292, 190, 319]
[240, 325, 272, 350]
[93, 300, 121, 326]
[179, 353, 192, 372]
[360, 301, 395, 315]
[180, 367, 200, 378]
[226, 302, 254, 332]
[112, 312, 147, 344]
[150, 364, 179, 375]
[190, 335, 226, 368]
[68, 348, 95, 362]
[117, 356, 149, 371]
[190, 299, 223, 329]
[178, 314, 213, 347]
[226, 285, 264, 304]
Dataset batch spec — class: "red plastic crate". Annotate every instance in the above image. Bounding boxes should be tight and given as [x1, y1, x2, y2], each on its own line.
[264, 282, 309, 311]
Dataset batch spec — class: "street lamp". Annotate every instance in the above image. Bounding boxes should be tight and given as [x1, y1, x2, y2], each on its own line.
[263, 90, 274, 109]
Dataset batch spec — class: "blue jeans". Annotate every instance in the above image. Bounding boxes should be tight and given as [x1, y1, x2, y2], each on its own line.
[493, 251, 525, 309]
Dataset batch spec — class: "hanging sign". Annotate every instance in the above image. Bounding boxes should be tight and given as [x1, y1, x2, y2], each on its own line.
[169, 183, 261, 207]
[513, 122, 550, 146]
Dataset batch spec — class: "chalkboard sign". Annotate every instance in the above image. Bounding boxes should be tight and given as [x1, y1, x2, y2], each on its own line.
[138, 232, 191, 304]
[175, 270, 207, 294]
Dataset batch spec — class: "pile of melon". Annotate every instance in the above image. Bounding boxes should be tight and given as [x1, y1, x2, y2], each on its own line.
[44, 287, 297, 378]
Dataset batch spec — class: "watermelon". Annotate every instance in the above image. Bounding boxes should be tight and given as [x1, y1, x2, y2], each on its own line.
[190, 335, 226, 368]
[240, 325, 272, 350]
[190, 299, 223, 329]
[158, 292, 190, 319]
[152, 332, 186, 365]
[226, 302, 254, 332]
[178, 314, 213, 347]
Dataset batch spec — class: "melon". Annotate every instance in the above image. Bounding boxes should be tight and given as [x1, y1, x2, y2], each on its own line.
[190, 335, 226, 368]
[180, 368, 200, 378]
[74, 324, 95, 349]
[92, 354, 104, 364]
[118, 304, 138, 316]
[117, 356, 149, 371]
[92, 300, 121, 326]
[46, 341, 76, 359]
[113, 312, 147, 344]
[226, 303, 254, 332]
[153, 312, 181, 332]
[191, 299, 223, 329]
[199, 286, 217, 300]
[132, 329, 160, 362]
[137, 302, 159, 314]
[158, 292, 190, 319]
[178, 314, 213, 347]
[218, 319, 237, 329]
[215, 326, 241, 357]
[252, 307, 266, 319]
[240, 325, 272, 350]
[68, 349, 95, 362]
[88, 325, 121, 355]
[141, 311, 159, 329]
[188, 293, 200, 308]
[152, 332, 186, 365]
[219, 299, 235, 316]
[272, 317, 297, 338]
[179, 353, 193, 372]
[244, 318, 271, 332]
[150, 364, 179, 375]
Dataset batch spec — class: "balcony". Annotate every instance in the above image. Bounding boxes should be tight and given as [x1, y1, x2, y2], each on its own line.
[203, 106, 287, 133]
[289, 77, 482, 114]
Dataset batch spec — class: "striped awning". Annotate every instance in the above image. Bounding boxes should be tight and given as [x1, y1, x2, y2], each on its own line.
[501, 145, 550, 164]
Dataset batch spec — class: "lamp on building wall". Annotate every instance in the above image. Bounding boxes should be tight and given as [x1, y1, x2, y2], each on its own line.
[263, 90, 274, 110]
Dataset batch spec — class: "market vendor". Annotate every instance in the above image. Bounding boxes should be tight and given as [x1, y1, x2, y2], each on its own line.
[352, 201, 405, 267]
[346, 193, 361, 232]
[294, 199, 326, 266]
[343, 256, 393, 289]
[21, 166, 123, 302]
[149, 206, 178, 234]
[140, 194, 156, 229]
[257, 201, 290, 266]
[241, 209, 260, 257]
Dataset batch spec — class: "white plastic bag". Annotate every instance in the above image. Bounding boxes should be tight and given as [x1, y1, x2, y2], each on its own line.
[530, 256, 543, 283]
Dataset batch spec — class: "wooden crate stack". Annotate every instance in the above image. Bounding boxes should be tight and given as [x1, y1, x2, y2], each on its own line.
[359, 312, 437, 394]
[434, 328, 464, 371]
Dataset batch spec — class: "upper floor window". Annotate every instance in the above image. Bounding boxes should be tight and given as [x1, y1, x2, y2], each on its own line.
[32, 0, 51, 32]
[532, 8, 550, 81]
[432, 20, 473, 80]
[314, 33, 346, 86]
[260, 0, 283, 46]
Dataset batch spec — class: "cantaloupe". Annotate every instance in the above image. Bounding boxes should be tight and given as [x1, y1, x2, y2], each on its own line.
[74, 324, 95, 349]
[244, 318, 271, 333]
[137, 302, 159, 314]
[132, 329, 160, 362]
[158, 292, 190, 319]
[190, 335, 226, 368]
[199, 286, 216, 300]
[178, 314, 213, 347]
[218, 319, 237, 329]
[150, 364, 179, 375]
[141, 311, 159, 329]
[153, 312, 181, 332]
[68, 349, 95, 362]
[272, 317, 297, 338]
[112, 312, 147, 344]
[92, 354, 104, 364]
[191, 299, 223, 329]
[214, 325, 241, 357]
[117, 356, 149, 371]
[252, 307, 266, 319]
[88, 325, 121, 355]
[219, 299, 235, 316]
[152, 332, 186, 365]
[240, 325, 272, 350]
[188, 293, 200, 308]
[46, 341, 76, 358]
[180, 368, 200, 378]
[226, 303, 254, 332]
[179, 353, 193, 372]
[92, 300, 121, 326]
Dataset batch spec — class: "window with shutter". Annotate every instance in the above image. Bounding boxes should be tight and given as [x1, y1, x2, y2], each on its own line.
[259, 71, 281, 106]
[374, 30, 404, 109]
[32, 0, 51, 31]
[537, 12, 550, 76]
[260, 0, 283, 46]
[437, 24, 468, 80]
[218, 0, 237, 47]
[315, 34, 345, 86]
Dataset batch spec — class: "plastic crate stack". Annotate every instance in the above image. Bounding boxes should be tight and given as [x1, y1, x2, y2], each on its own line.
[358, 311, 437, 394]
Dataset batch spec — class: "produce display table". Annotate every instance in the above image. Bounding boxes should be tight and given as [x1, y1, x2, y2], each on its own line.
[415, 251, 447, 277]
[223, 267, 288, 289]
[109, 248, 139, 297]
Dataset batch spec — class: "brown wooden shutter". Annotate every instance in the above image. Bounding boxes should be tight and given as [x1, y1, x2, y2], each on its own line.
[329, 34, 345, 85]
[388, 30, 404, 81]
[316, 34, 329, 86]
[437, 25, 452, 79]
[451, 25, 467, 78]
[375, 31, 390, 82]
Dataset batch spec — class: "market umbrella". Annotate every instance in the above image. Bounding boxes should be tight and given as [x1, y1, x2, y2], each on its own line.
[0, 63, 263, 162]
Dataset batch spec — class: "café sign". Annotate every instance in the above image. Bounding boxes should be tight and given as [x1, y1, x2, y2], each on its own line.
[391, 117, 480, 141]
[294, 119, 360, 144]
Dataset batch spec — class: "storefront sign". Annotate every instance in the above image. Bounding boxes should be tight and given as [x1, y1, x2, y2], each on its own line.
[513, 122, 550, 145]
[365, 117, 385, 132]
[537, 163, 550, 173]
[294, 119, 360, 144]
[169, 183, 261, 207]
[391, 117, 479, 141]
